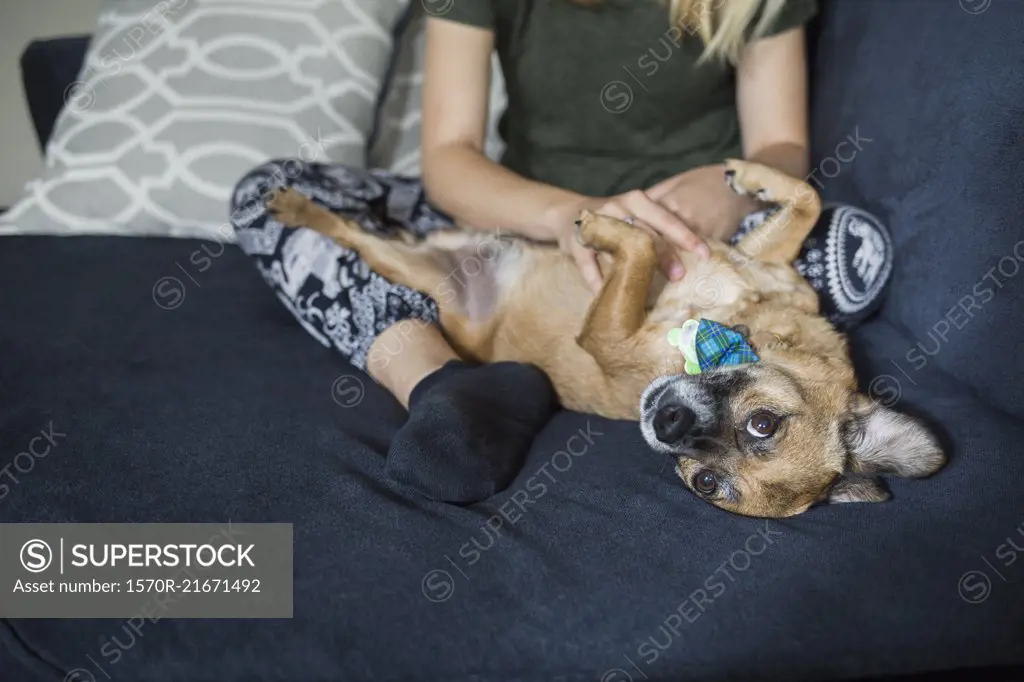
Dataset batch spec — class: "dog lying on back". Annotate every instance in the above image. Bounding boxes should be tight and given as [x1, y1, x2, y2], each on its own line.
[265, 160, 945, 517]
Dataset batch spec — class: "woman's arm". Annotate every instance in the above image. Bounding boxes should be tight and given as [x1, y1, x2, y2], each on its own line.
[736, 26, 811, 179]
[421, 17, 702, 288]
[421, 18, 581, 242]
[647, 26, 812, 242]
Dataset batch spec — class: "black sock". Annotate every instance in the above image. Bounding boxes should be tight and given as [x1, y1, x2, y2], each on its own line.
[386, 361, 558, 503]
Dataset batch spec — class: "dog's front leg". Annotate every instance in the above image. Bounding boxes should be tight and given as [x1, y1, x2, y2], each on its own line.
[573, 211, 658, 373]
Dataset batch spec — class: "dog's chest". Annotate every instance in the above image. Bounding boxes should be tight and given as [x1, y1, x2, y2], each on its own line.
[646, 258, 748, 325]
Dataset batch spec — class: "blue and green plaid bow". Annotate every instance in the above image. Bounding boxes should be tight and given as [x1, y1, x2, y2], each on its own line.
[666, 318, 759, 375]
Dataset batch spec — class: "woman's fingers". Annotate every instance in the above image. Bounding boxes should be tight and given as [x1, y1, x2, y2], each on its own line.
[573, 243, 604, 294]
[624, 190, 709, 258]
[591, 201, 632, 222]
[589, 196, 686, 281]
[633, 221, 685, 281]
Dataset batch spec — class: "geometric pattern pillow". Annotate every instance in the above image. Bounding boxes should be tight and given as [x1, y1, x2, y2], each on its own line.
[369, 5, 506, 175]
[0, 0, 409, 241]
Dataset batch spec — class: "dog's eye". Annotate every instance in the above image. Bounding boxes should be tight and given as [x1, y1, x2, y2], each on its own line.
[746, 411, 779, 438]
[693, 469, 718, 496]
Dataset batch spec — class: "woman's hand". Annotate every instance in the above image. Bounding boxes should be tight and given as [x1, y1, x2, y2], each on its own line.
[646, 164, 760, 243]
[554, 190, 709, 293]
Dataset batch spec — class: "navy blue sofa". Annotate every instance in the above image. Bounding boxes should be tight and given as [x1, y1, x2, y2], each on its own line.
[2, 1, 1023, 680]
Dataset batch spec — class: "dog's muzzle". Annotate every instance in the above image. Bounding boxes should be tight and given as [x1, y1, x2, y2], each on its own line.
[639, 374, 716, 454]
[651, 401, 696, 444]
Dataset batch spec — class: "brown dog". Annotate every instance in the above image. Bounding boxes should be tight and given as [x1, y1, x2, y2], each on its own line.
[265, 160, 945, 517]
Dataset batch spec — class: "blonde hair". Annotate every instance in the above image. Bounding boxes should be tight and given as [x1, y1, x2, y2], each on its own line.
[570, 0, 788, 64]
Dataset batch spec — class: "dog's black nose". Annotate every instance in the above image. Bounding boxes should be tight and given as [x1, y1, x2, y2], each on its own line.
[653, 402, 696, 444]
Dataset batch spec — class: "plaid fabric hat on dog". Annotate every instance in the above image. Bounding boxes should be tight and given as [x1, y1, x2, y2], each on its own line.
[666, 319, 759, 375]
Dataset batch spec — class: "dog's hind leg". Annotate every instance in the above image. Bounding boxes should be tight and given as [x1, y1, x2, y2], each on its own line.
[572, 211, 659, 372]
[725, 159, 821, 264]
[265, 187, 448, 295]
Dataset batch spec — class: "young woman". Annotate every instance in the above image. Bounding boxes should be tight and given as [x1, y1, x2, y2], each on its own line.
[230, 0, 891, 501]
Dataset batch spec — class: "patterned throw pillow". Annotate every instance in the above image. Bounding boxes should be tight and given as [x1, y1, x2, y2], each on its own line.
[0, 0, 409, 241]
[369, 5, 506, 175]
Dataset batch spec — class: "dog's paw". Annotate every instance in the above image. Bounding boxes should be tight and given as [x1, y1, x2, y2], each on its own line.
[572, 219, 587, 248]
[264, 187, 310, 228]
[575, 211, 653, 255]
[723, 159, 742, 193]
[724, 159, 775, 203]
[574, 211, 614, 252]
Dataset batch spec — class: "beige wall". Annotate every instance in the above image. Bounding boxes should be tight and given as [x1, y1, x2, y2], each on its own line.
[0, 1, 101, 207]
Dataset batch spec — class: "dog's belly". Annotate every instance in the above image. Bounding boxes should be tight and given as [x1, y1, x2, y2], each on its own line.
[426, 230, 592, 331]
[645, 249, 749, 325]
[483, 246, 675, 417]
[432, 238, 620, 409]
[424, 230, 519, 321]
[429, 237, 765, 418]
[490, 247, 593, 357]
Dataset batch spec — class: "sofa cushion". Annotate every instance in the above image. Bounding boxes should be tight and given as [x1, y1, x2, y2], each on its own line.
[1, 0, 409, 241]
[0, 236, 1021, 681]
[808, 0, 1024, 419]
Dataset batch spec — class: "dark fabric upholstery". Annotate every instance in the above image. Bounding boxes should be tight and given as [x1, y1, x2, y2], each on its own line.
[3, 1, 1024, 680]
[808, 0, 1024, 419]
[0, 235, 1021, 682]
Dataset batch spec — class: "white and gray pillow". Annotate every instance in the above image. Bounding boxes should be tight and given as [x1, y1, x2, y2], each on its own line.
[0, 0, 409, 241]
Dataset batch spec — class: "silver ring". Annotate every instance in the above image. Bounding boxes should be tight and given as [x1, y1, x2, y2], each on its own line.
[623, 216, 636, 225]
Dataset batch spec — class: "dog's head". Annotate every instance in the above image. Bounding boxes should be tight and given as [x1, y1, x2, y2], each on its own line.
[639, 356, 946, 517]
[637, 159, 945, 516]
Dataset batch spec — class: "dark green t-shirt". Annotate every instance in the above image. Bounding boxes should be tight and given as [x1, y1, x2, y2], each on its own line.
[437, 0, 816, 197]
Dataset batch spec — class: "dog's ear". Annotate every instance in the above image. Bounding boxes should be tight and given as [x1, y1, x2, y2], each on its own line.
[827, 473, 891, 504]
[842, 395, 946, 478]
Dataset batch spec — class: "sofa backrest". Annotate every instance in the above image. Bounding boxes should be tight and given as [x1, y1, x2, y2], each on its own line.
[808, 0, 1024, 418]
